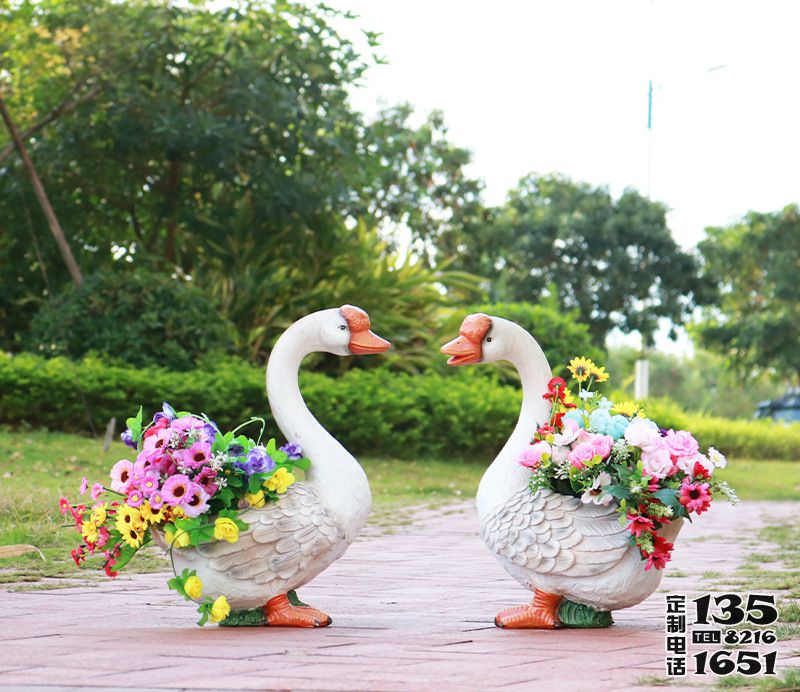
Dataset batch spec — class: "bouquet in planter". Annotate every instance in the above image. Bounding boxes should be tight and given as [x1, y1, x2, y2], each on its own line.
[516, 357, 738, 571]
[61, 403, 308, 625]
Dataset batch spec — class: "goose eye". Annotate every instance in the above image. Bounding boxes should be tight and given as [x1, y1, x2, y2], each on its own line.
[486, 336, 493, 343]
[338, 324, 348, 331]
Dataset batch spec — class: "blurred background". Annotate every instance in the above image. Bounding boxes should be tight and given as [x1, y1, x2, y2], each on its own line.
[1, 0, 799, 443]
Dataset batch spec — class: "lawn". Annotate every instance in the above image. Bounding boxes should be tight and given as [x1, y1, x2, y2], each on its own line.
[0, 427, 797, 587]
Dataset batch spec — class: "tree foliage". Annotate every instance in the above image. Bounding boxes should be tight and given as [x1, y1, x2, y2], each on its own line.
[0, 0, 481, 353]
[696, 205, 800, 383]
[438, 173, 709, 344]
[27, 269, 233, 370]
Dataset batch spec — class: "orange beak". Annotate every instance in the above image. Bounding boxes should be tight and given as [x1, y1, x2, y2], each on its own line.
[440, 335, 482, 366]
[349, 329, 391, 355]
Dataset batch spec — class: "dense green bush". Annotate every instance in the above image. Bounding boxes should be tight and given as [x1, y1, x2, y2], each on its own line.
[26, 270, 233, 371]
[1, 353, 798, 461]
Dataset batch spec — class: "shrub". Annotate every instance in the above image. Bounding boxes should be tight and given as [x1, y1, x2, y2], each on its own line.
[26, 269, 233, 371]
[1, 353, 798, 461]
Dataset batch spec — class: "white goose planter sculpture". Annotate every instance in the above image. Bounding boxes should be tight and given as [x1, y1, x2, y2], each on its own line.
[441, 313, 682, 629]
[162, 305, 390, 627]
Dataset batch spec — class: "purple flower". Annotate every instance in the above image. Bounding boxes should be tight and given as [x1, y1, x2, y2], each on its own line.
[121, 428, 137, 450]
[153, 402, 176, 425]
[228, 444, 245, 457]
[201, 421, 219, 444]
[235, 447, 276, 476]
[279, 442, 303, 460]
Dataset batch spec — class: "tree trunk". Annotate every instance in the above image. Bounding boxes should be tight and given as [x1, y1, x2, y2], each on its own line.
[0, 95, 83, 287]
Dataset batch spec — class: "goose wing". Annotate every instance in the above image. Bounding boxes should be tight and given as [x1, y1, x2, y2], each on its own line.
[191, 482, 347, 585]
[481, 487, 631, 577]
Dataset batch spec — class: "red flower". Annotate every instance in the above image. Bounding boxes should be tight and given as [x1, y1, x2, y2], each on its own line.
[679, 479, 712, 515]
[543, 377, 568, 401]
[627, 514, 655, 537]
[643, 535, 674, 571]
[70, 547, 85, 566]
[692, 461, 711, 480]
[535, 424, 555, 440]
[551, 411, 566, 429]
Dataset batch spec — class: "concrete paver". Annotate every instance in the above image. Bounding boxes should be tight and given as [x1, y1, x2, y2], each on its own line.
[1, 499, 797, 691]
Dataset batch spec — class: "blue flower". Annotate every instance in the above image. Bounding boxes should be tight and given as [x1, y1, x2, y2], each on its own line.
[279, 442, 303, 460]
[120, 428, 137, 450]
[598, 397, 613, 410]
[153, 402, 176, 424]
[607, 414, 630, 439]
[589, 408, 612, 434]
[234, 447, 276, 476]
[564, 409, 587, 428]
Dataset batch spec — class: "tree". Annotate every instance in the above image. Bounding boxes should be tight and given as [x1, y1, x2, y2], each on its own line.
[437, 173, 709, 345]
[0, 0, 481, 351]
[696, 205, 800, 384]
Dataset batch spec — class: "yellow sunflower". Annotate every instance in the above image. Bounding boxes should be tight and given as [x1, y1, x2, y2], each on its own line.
[567, 356, 595, 383]
[114, 504, 143, 535]
[590, 365, 609, 383]
[121, 524, 145, 549]
[139, 501, 166, 525]
[612, 401, 640, 417]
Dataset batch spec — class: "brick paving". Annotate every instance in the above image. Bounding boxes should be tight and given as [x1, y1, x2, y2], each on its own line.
[1, 500, 798, 691]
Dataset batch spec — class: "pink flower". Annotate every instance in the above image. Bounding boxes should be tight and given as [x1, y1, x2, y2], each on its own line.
[628, 514, 656, 537]
[90, 483, 104, 501]
[664, 429, 699, 460]
[170, 416, 205, 434]
[142, 428, 171, 455]
[109, 460, 134, 493]
[149, 490, 166, 510]
[161, 474, 193, 506]
[641, 446, 674, 480]
[58, 497, 71, 516]
[516, 441, 552, 470]
[624, 418, 662, 451]
[126, 488, 144, 507]
[586, 433, 613, 460]
[679, 479, 712, 515]
[568, 442, 596, 469]
[195, 468, 219, 496]
[139, 472, 160, 498]
[643, 535, 673, 571]
[182, 483, 210, 518]
[553, 419, 582, 446]
[96, 526, 110, 549]
[79, 477, 89, 495]
[180, 441, 212, 470]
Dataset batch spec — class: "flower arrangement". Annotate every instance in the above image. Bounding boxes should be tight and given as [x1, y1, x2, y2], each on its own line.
[61, 403, 308, 625]
[516, 357, 738, 571]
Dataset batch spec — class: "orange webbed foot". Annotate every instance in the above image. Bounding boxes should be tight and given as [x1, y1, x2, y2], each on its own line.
[495, 590, 562, 629]
[264, 594, 332, 628]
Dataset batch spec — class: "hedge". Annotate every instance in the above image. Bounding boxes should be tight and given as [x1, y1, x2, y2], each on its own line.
[2, 353, 799, 461]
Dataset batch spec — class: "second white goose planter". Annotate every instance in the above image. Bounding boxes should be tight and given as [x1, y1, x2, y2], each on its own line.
[441, 313, 682, 629]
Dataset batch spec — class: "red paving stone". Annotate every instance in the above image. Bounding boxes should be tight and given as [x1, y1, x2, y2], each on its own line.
[1, 500, 798, 691]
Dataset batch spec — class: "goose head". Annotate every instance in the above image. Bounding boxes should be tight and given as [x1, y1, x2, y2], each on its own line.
[311, 305, 391, 357]
[440, 313, 523, 366]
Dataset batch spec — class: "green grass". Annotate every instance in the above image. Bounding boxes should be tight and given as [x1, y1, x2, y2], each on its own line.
[0, 427, 485, 585]
[0, 427, 797, 587]
[716, 667, 800, 690]
[717, 460, 800, 501]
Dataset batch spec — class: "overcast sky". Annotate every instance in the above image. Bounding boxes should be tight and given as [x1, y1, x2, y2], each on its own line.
[323, 0, 800, 250]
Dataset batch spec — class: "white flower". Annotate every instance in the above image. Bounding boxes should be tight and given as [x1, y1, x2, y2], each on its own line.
[708, 447, 727, 469]
[676, 452, 714, 476]
[581, 472, 614, 506]
[579, 390, 596, 400]
[624, 418, 662, 452]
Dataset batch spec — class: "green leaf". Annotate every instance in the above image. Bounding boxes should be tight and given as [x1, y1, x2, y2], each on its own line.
[292, 457, 310, 471]
[605, 484, 631, 501]
[266, 438, 277, 456]
[247, 474, 264, 494]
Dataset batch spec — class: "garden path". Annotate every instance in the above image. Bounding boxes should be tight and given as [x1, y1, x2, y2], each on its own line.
[1, 500, 798, 691]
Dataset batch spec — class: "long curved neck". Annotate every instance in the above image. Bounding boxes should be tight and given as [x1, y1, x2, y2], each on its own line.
[266, 319, 370, 522]
[476, 326, 552, 519]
